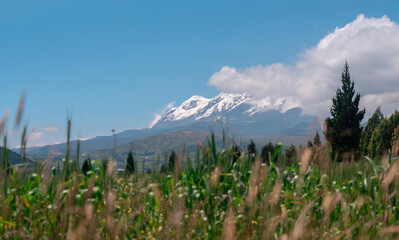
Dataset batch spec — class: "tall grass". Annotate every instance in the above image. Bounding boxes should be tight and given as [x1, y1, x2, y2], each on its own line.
[1, 130, 399, 239]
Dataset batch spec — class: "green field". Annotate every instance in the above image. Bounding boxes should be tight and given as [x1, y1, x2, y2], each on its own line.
[1, 134, 399, 240]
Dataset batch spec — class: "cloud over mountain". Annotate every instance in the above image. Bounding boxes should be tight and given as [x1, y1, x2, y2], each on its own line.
[208, 14, 399, 117]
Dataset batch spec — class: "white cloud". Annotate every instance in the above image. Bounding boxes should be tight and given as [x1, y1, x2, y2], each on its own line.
[29, 131, 46, 140]
[25, 131, 61, 147]
[148, 102, 175, 128]
[208, 14, 399, 117]
[20, 124, 62, 147]
[39, 124, 60, 133]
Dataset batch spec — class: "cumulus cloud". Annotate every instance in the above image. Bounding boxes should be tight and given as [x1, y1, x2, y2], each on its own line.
[21, 124, 63, 147]
[208, 14, 399, 117]
[39, 124, 60, 133]
[148, 102, 175, 128]
[25, 131, 61, 147]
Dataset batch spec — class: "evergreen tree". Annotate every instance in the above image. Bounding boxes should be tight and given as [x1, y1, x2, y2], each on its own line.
[247, 139, 257, 162]
[81, 158, 90, 176]
[231, 144, 241, 164]
[284, 144, 297, 161]
[261, 142, 275, 165]
[324, 62, 365, 161]
[391, 125, 399, 156]
[125, 150, 135, 174]
[360, 106, 384, 156]
[169, 150, 177, 171]
[368, 111, 399, 158]
[313, 131, 321, 146]
[307, 140, 314, 148]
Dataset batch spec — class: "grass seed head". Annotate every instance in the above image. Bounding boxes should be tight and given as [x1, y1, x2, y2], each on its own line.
[291, 203, 312, 240]
[222, 205, 236, 240]
[246, 159, 261, 205]
[210, 165, 221, 189]
[14, 91, 25, 129]
[0, 111, 9, 136]
[269, 180, 282, 206]
[300, 148, 312, 176]
[383, 160, 399, 192]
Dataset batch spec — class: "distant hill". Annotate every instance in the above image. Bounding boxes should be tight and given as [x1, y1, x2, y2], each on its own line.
[0, 146, 28, 165]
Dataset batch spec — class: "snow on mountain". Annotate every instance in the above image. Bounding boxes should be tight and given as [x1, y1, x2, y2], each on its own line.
[149, 92, 252, 128]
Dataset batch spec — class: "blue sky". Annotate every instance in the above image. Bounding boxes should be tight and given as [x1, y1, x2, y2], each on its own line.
[1, 0, 399, 147]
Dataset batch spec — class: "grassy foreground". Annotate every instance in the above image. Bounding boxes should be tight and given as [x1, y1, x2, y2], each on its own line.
[1, 139, 399, 239]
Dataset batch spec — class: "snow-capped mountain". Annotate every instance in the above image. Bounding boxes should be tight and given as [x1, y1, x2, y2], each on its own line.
[24, 92, 321, 162]
[148, 92, 321, 140]
[149, 92, 253, 128]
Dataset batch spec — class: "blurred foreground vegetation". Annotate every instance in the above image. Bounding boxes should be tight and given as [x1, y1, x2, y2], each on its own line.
[2, 134, 399, 239]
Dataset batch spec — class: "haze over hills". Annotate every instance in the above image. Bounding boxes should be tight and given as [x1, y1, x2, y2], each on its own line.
[22, 93, 321, 162]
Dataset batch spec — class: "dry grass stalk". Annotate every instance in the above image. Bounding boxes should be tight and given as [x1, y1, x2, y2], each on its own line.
[106, 160, 116, 178]
[150, 183, 163, 207]
[382, 153, 389, 171]
[0, 111, 9, 136]
[383, 160, 399, 192]
[114, 214, 127, 239]
[295, 148, 312, 194]
[280, 233, 289, 240]
[269, 180, 283, 206]
[14, 91, 25, 128]
[321, 192, 344, 225]
[105, 192, 116, 235]
[312, 145, 331, 174]
[379, 226, 399, 236]
[281, 204, 288, 226]
[361, 218, 379, 237]
[300, 148, 312, 176]
[169, 196, 185, 227]
[189, 202, 201, 232]
[246, 158, 261, 205]
[222, 205, 236, 240]
[210, 165, 222, 189]
[263, 215, 281, 239]
[340, 221, 362, 239]
[66, 221, 86, 240]
[291, 203, 313, 240]
[162, 196, 186, 239]
[354, 196, 371, 209]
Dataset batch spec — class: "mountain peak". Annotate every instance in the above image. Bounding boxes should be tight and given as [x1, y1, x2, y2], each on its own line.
[149, 92, 252, 128]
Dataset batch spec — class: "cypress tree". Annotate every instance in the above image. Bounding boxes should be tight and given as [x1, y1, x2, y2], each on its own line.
[169, 150, 177, 171]
[125, 150, 135, 174]
[307, 140, 314, 148]
[261, 142, 275, 165]
[247, 139, 257, 162]
[81, 158, 90, 176]
[324, 62, 365, 161]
